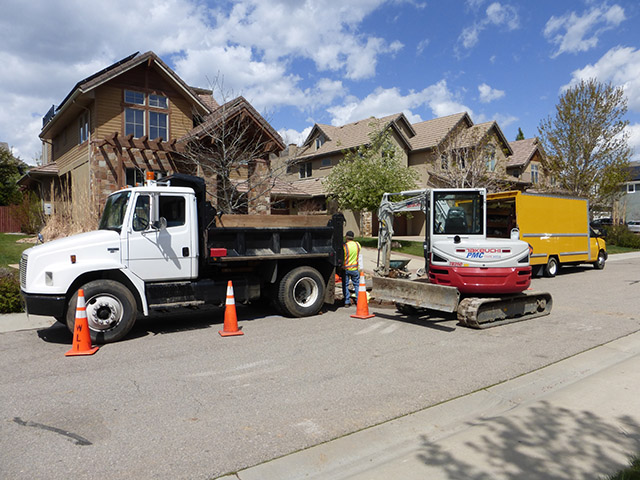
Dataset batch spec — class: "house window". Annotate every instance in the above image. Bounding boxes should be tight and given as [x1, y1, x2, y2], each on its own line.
[485, 145, 496, 172]
[124, 90, 169, 140]
[125, 90, 145, 105]
[149, 111, 168, 141]
[125, 108, 145, 138]
[78, 111, 89, 144]
[299, 162, 312, 178]
[321, 157, 331, 167]
[629, 183, 636, 194]
[440, 154, 448, 170]
[125, 168, 145, 187]
[531, 164, 539, 184]
[315, 136, 324, 150]
[149, 94, 168, 109]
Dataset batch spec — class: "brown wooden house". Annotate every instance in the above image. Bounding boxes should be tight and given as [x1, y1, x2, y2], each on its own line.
[23, 51, 284, 223]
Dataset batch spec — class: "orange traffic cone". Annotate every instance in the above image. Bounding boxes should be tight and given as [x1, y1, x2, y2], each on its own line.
[351, 273, 375, 319]
[219, 281, 244, 337]
[65, 289, 99, 356]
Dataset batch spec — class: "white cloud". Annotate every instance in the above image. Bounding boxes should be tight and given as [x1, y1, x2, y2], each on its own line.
[544, 4, 626, 58]
[564, 46, 640, 112]
[326, 80, 472, 126]
[626, 123, 640, 162]
[278, 126, 314, 146]
[478, 83, 505, 103]
[457, 2, 519, 53]
[0, 0, 410, 161]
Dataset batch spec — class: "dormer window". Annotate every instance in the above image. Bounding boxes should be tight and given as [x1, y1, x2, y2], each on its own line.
[315, 136, 324, 150]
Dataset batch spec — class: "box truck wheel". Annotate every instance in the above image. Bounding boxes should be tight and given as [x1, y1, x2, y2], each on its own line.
[66, 280, 137, 344]
[593, 250, 606, 270]
[277, 266, 325, 317]
[544, 256, 559, 278]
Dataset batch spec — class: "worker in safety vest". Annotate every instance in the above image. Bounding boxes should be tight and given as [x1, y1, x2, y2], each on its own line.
[342, 230, 363, 306]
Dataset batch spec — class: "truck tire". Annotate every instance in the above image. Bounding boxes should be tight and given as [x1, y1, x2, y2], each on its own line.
[66, 280, 137, 344]
[277, 266, 325, 317]
[544, 256, 559, 278]
[593, 250, 606, 270]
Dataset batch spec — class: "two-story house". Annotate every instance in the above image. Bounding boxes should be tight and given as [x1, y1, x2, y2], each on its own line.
[21, 51, 284, 226]
[275, 112, 544, 236]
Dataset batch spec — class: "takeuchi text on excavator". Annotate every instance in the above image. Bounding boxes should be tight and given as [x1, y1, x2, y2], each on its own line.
[373, 188, 552, 328]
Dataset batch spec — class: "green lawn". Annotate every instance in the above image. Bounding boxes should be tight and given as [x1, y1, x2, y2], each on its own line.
[0, 233, 32, 269]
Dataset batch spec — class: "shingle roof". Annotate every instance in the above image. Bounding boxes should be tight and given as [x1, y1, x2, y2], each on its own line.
[295, 113, 406, 159]
[271, 177, 327, 197]
[408, 112, 471, 150]
[507, 138, 540, 168]
[180, 96, 285, 152]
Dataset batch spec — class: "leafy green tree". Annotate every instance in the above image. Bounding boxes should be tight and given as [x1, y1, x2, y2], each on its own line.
[538, 79, 630, 210]
[324, 122, 418, 228]
[0, 146, 27, 206]
[515, 127, 525, 141]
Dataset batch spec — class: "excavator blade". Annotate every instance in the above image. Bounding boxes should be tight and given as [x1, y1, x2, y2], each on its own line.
[457, 292, 553, 329]
[372, 276, 460, 313]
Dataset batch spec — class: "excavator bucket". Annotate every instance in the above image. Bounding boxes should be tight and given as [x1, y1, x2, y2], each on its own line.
[372, 276, 460, 313]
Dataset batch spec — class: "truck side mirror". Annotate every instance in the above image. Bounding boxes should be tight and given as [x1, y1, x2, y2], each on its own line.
[153, 217, 167, 230]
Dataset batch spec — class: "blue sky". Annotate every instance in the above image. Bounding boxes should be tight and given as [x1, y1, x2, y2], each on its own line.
[1, 0, 639, 164]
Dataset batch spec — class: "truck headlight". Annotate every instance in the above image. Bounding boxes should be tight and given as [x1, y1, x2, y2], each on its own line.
[45, 272, 53, 286]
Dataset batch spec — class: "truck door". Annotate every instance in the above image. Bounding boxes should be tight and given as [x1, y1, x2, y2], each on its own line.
[126, 193, 195, 281]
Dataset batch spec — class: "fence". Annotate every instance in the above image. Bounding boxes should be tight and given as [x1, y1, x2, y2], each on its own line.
[0, 206, 21, 232]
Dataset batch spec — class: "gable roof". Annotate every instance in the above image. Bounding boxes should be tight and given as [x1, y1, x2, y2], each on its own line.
[295, 113, 413, 160]
[180, 95, 285, 153]
[507, 138, 542, 168]
[41, 51, 213, 139]
[453, 121, 513, 156]
[408, 112, 472, 151]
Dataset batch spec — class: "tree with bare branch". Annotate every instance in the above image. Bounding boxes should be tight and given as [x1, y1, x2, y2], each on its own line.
[431, 123, 512, 192]
[178, 81, 286, 214]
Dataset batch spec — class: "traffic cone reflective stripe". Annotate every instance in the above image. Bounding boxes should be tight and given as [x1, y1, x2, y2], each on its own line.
[219, 280, 244, 337]
[351, 273, 375, 319]
[65, 289, 99, 356]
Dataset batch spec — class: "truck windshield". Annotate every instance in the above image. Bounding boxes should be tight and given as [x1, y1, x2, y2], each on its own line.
[99, 191, 131, 232]
[433, 191, 484, 235]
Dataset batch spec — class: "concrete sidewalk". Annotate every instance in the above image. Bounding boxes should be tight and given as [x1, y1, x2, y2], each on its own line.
[221, 331, 640, 480]
[0, 312, 56, 333]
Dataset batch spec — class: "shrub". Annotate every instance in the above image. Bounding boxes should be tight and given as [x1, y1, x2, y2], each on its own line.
[12, 191, 43, 235]
[0, 268, 23, 313]
[603, 225, 640, 249]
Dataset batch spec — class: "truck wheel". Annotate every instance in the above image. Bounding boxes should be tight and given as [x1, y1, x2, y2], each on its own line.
[593, 250, 606, 270]
[544, 257, 559, 278]
[277, 266, 325, 317]
[66, 280, 137, 344]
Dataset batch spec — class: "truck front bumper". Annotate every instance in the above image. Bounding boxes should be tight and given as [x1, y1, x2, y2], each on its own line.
[21, 292, 67, 318]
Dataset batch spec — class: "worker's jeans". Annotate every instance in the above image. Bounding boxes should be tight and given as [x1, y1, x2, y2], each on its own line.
[342, 269, 360, 305]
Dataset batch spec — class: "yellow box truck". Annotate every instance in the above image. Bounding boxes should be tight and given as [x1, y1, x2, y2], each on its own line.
[486, 191, 607, 277]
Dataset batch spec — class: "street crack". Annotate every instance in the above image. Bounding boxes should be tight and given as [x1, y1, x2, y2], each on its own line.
[13, 417, 92, 446]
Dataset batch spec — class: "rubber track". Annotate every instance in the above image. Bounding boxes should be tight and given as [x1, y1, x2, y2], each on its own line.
[457, 292, 553, 329]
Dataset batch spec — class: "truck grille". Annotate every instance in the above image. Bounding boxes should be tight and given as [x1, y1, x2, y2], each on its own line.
[20, 253, 27, 289]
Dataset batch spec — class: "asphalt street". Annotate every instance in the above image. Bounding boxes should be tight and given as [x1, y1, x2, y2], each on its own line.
[1, 252, 639, 479]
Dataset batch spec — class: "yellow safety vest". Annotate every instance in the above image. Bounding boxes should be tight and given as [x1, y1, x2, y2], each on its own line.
[344, 240, 361, 271]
